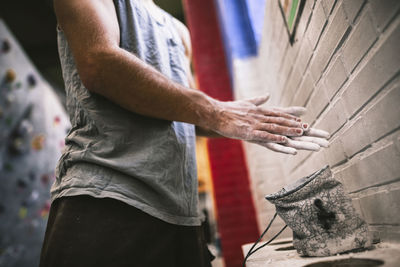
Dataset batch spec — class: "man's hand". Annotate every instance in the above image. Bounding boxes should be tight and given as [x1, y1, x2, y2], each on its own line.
[210, 95, 305, 144]
[228, 99, 330, 155]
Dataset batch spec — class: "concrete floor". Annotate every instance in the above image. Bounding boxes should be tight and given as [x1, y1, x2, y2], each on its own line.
[242, 238, 400, 267]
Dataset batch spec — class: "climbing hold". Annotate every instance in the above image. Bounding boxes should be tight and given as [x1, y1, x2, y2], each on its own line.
[53, 116, 61, 126]
[40, 202, 51, 219]
[5, 116, 13, 126]
[15, 81, 22, 89]
[31, 134, 45, 150]
[41, 174, 50, 185]
[17, 179, 27, 189]
[19, 206, 28, 219]
[4, 162, 13, 172]
[29, 172, 36, 181]
[2, 40, 10, 53]
[30, 191, 39, 201]
[27, 74, 37, 87]
[5, 93, 15, 105]
[19, 120, 34, 135]
[10, 137, 24, 154]
[5, 69, 16, 83]
[59, 139, 65, 149]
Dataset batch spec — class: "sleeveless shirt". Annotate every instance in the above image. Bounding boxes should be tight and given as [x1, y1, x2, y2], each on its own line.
[51, 0, 201, 226]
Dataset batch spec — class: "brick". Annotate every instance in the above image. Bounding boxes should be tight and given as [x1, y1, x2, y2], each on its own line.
[342, 0, 365, 23]
[359, 188, 400, 225]
[364, 83, 400, 143]
[322, 0, 335, 15]
[324, 56, 348, 100]
[278, 47, 296, 91]
[342, 11, 378, 73]
[296, 0, 314, 37]
[281, 65, 302, 106]
[341, 117, 372, 157]
[295, 37, 313, 76]
[316, 98, 348, 135]
[292, 72, 314, 106]
[303, 80, 329, 123]
[323, 137, 346, 166]
[376, 228, 400, 243]
[307, 1, 327, 49]
[307, 150, 328, 170]
[369, 0, 400, 31]
[309, 4, 350, 82]
[337, 141, 400, 192]
[342, 19, 400, 117]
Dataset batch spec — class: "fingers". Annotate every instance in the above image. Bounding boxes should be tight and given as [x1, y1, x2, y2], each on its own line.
[257, 115, 303, 128]
[304, 128, 330, 138]
[258, 107, 300, 121]
[291, 136, 329, 148]
[286, 138, 321, 151]
[272, 106, 307, 117]
[257, 123, 303, 137]
[247, 94, 270, 106]
[253, 130, 287, 143]
[264, 143, 297, 155]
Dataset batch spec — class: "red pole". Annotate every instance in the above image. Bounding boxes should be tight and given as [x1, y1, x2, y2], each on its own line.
[182, 1, 260, 266]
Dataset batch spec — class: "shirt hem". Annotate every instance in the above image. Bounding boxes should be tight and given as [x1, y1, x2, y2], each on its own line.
[51, 187, 202, 226]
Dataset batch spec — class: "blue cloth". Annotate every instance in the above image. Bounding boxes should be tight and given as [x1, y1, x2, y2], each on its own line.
[51, 0, 200, 226]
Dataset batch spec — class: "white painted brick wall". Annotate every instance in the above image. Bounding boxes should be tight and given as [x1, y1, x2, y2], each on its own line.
[307, 1, 327, 49]
[309, 2, 350, 82]
[235, 0, 400, 242]
[342, 0, 365, 23]
[323, 55, 348, 100]
[341, 10, 378, 72]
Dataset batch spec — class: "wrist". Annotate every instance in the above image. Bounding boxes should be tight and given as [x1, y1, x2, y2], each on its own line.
[190, 90, 221, 131]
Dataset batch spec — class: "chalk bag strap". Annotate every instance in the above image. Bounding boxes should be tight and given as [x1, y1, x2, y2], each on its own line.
[242, 212, 288, 267]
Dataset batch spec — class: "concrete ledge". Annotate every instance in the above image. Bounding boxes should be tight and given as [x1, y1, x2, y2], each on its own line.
[242, 238, 400, 267]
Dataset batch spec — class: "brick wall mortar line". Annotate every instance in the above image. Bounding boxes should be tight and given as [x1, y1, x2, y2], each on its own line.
[341, 9, 379, 75]
[369, 223, 400, 227]
[344, 0, 367, 26]
[369, 1, 400, 34]
[348, 177, 400, 196]
[347, 70, 400, 121]
[331, 130, 400, 176]
[347, 125, 400, 162]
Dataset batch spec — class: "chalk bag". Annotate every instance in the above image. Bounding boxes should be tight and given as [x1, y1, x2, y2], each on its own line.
[243, 165, 371, 266]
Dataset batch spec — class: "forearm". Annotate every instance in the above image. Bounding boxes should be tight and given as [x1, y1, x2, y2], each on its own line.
[85, 47, 218, 129]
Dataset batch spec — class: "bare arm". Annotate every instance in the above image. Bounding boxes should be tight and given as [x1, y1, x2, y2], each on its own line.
[54, 0, 305, 145]
[172, 17, 221, 137]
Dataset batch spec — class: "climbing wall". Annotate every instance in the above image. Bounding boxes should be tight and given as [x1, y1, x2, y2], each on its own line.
[0, 20, 70, 267]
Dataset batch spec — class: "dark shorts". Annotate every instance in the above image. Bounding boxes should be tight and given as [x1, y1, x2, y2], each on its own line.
[39, 195, 213, 267]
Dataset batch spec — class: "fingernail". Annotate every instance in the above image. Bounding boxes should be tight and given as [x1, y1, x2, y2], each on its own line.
[296, 118, 301, 122]
[296, 129, 303, 134]
[302, 123, 309, 130]
[281, 136, 287, 143]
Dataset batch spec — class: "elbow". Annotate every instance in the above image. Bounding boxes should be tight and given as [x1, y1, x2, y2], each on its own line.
[77, 47, 117, 93]
[78, 55, 101, 93]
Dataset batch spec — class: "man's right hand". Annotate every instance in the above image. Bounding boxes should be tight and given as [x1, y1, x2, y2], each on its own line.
[210, 95, 305, 143]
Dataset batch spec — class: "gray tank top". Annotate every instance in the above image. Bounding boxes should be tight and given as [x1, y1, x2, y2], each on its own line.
[51, 0, 201, 226]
